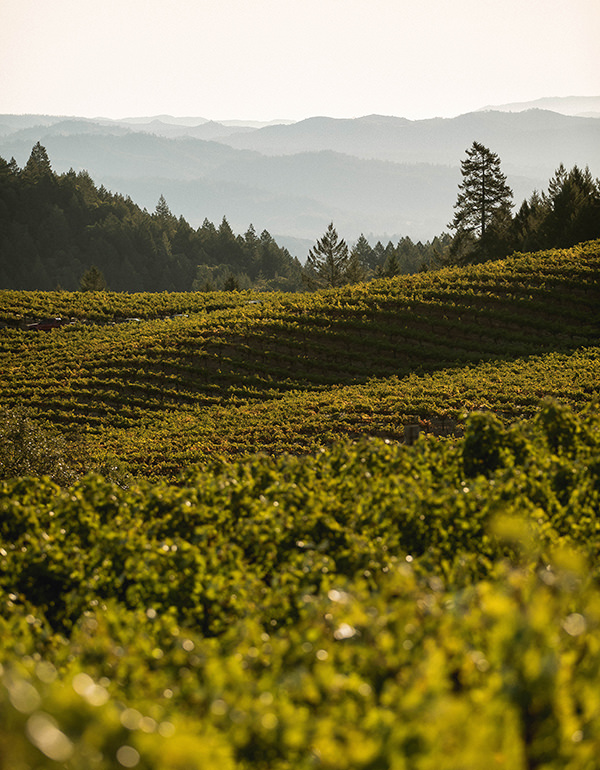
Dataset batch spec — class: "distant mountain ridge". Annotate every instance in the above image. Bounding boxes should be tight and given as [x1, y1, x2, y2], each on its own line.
[478, 95, 600, 118]
[210, 109, 600, 172]
[0, 114, 294, 142]
[1, 104, 599, 248]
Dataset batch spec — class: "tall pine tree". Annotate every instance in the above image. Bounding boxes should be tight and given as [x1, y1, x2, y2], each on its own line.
[305, 222, 349, 288]
[449, 141, 513, 262]
[23, 142, 53, 179]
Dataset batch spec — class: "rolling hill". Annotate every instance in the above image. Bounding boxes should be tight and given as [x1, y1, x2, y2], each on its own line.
[1, 239, 598, 478]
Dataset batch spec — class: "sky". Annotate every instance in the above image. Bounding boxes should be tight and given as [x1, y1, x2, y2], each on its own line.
[1, 0, 599, 122]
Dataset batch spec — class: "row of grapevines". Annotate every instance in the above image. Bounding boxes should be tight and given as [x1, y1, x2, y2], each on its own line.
[1, 324, 598, 479]
[1, 268, 597, 416]
[2, 239, 599, 329]
[83, 347, 598, 478]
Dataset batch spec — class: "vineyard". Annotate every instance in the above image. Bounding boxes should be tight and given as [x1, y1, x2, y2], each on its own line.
[0, 240, 599, 476]
[1, 241, 600, 768]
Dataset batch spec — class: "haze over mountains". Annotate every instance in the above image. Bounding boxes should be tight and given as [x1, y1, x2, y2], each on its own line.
[1, 99, 599, 255]
[477, 95, 600, 118]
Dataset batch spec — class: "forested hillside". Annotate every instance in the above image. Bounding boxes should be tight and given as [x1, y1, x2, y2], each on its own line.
[0, 145, 303, 292]
[0, 144, 460, 291]
[0, 145, 454, 292]
[3, 135, 600, 293]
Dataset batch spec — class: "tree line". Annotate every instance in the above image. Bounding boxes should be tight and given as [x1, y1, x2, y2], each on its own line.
[447, 141, 600, 263]
[0, 143, 454, 293]
[0, 143, 304, 292]
[277, 142, 600, 288]
[1, 141, 599, 292]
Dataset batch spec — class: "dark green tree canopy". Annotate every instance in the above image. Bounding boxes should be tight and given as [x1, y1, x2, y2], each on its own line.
[451, 141, 513, 238]
[305, 222, 349, 288]
[543, 164, 600, 247]
[0, 146, 303, 292]
[344, 248, 368, 284]
[23, 142, 53, 179]
[351, 234, 376, 271]
[510, 164, 600, 253]
[450, 141, 513, 261]
[79, 265, 108, 291]
[154, 194, 173, 220]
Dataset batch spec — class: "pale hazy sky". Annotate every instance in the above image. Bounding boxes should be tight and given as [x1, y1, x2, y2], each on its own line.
[1, 0, 599, 121]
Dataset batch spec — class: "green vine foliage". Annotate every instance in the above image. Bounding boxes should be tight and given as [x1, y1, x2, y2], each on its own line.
[0, 406, 82, 486]
[0, 240, 599, 478]
[2, 404, 600, 768]
[1, 238, 599, 767]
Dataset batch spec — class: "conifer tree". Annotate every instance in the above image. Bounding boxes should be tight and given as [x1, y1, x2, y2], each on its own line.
[223, 273, 239, 291]
[79, 265, 108, 291]
[154, 194, 173, 219]
[511, 190, 548, 252]
[344, 248, 367, 284]
[351, 234, 376, 271]
[23, 142, 53, 178]
[378, 251, 402, 278]
[510, 164, 600, 251]
[543, 164, 600, 247]
[305, 222, 349, 288]
[449, 141, 513, 262]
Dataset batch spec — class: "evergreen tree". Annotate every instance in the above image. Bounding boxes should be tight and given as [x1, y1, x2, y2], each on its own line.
[427, 233, 453, 268]
[371, 241, 387, 271]
[305, 222, 349, 289]
[351, 234, 376, 271]
[449, 141, 513, 262]
[23, 142, 53, 179]
[344, 248, 368, 284]
[223, 273, 240, 291]
[511, 190, 549, 252]
[0, 144, 321, 293]
[244, 223, 259, 248]
[153, 194, 178, 253]
[214, 216, 245, 270]
[154, 194, 172, 219]
[192, 264, 219, 292]
[378, 251, 402, 278]
[79, 265, 108, 291]
[510, 165, 600, 252]
[543, 164, 600, 247]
